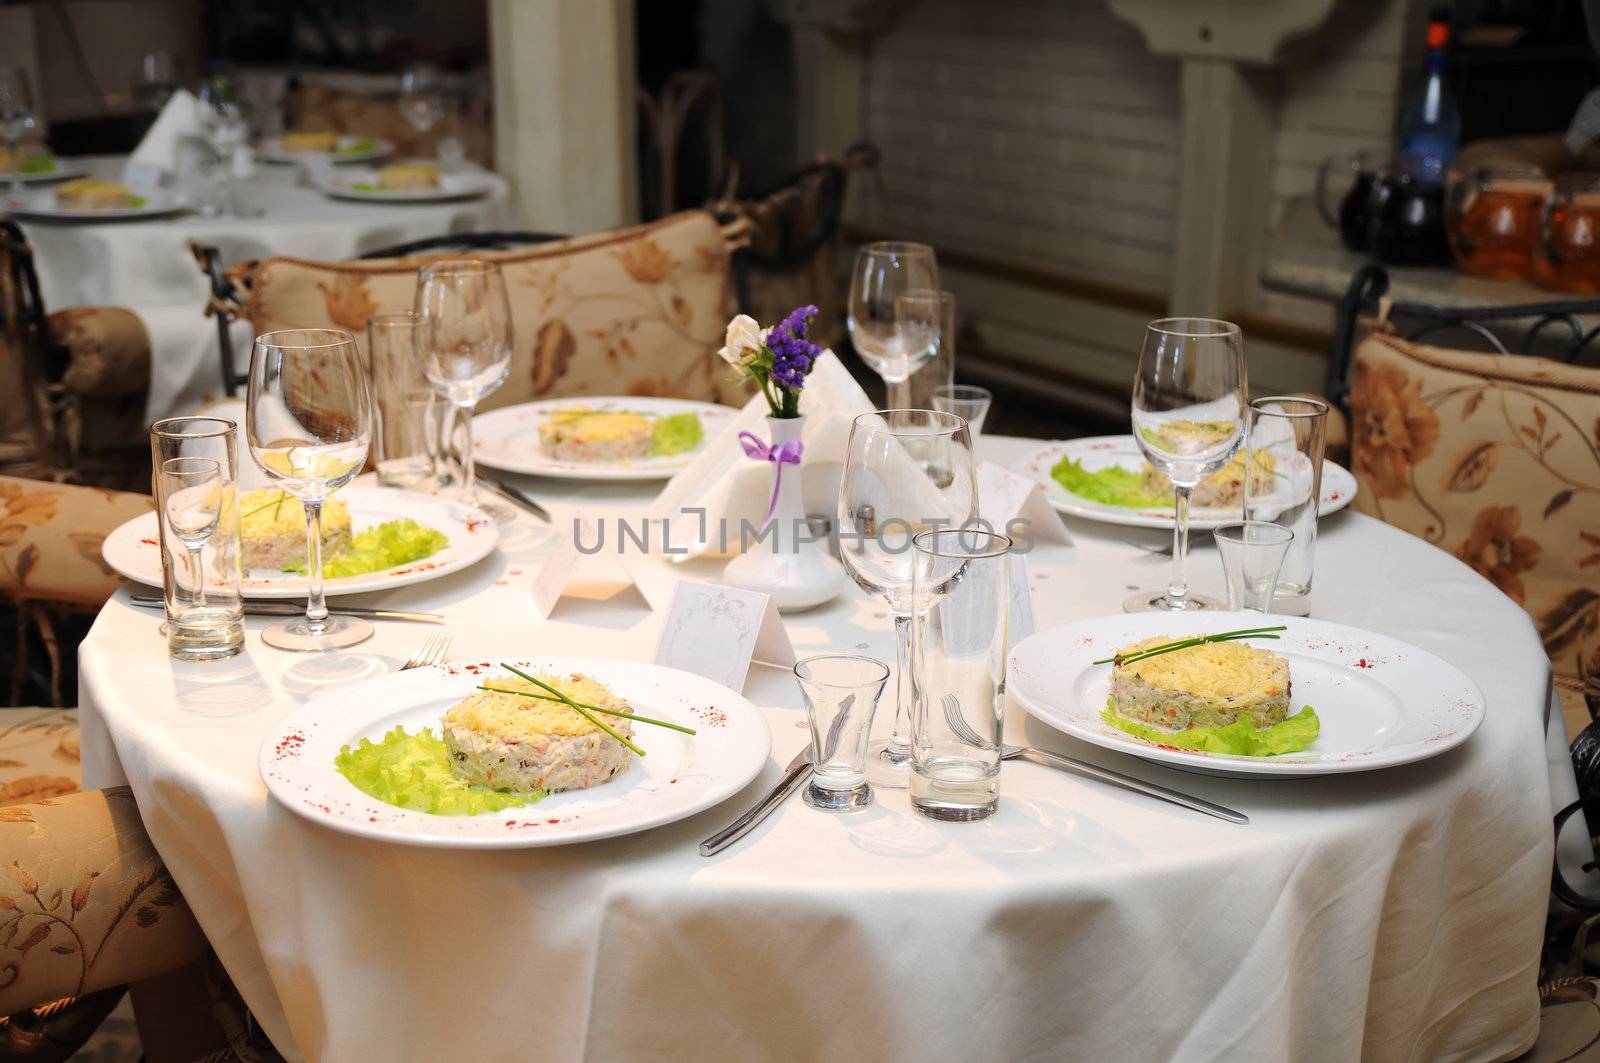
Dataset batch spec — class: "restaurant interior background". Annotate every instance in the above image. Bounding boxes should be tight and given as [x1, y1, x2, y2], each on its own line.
[3, 0, 1600, 1058]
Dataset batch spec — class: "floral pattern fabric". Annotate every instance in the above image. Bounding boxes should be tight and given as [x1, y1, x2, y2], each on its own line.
[1349, 333, 1600, 710]
[236, 209, 750, 410]
[0, 476, 150, 608]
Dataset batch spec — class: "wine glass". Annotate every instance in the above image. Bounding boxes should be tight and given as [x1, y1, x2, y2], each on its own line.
[848, 243, 940, 408]
[197, 70, 253, 217]
[0, 67, 36, 196]
[134, 51, 176, 112]
[838, 409, 977, 786]
[413, 259, 513, 520]
[159, 456, 223, 606]
[1125, 318, 1248, 613]
[400, 63, 447, 150]
[245, 328, 374, 651]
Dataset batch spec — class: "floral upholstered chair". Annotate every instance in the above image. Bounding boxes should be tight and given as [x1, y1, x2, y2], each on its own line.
[2, 476, 151, 705]
[1347, 331, 1600, 730]
[198, 209, 751, 408]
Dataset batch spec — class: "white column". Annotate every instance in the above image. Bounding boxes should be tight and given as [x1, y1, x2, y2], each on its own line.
[490, 0, 637, 233]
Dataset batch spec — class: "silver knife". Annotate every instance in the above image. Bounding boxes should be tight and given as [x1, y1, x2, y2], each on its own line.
[128, 595, 444, 624]
[699, 748, 812, 856]
[477, 475, 552, 523]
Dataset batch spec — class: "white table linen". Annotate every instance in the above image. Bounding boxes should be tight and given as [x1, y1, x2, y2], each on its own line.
[15, 155, 512, 420]
[77, 436, 1556, 1062]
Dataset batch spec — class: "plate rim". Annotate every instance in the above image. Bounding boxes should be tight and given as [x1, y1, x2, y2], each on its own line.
[6, 186, 183, 221]
[472, 397, 738, 481]
[1018, 434, 1358, 530]
[257, 136, 395, 165]
[257, 656, 773, 848]
[100, 484, 498, 599]
[322, 171, 494, 203]
[1008, 611, 1486, 779]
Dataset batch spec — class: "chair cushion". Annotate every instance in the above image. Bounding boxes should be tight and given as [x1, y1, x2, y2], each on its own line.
[0, 476, 149, 608]
[0, 706, 78, 806]
[45, 307, 150, 400]
[1349, 332, 1600, 698]
[238, 209, 747, 408]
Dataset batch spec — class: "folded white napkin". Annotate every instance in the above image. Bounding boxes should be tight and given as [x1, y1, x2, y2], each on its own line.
[650, 351, 875, 558]
[124, 89, 205, 187]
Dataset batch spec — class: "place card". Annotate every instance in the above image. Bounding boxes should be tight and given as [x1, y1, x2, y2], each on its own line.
[653, 580, 796, 692]
[977, 461, 1072, 546]
[529, 519, 644, 619]
[1008, 552, 1037, 645]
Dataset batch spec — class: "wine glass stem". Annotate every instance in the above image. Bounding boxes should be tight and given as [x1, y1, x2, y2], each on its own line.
[884, 612, 914, 761]
[185, 545, 207, 608]
[457, 401, 478, 506]
[304, 500, 328, 635]
[1168, 483, 1193, 609]
[886, 376, 911, 410]
[6, 135, 19, 195]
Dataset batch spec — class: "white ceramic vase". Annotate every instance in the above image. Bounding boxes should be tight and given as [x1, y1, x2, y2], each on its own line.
[721, 415, 844, 612]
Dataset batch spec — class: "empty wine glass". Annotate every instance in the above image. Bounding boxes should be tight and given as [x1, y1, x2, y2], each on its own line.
[134, 51, 176, 112]
[1125, 318, 1248, 613]
[400, 63, 447, 148]
[246, 328, 374, 651]
[197, 70, 252, 217]
[0, 67, 36, 196]
[159, 456, 223, 606]
[848, 243, 939, 408]
[838, 409, 977, 786]
[413, 259, 512, 520]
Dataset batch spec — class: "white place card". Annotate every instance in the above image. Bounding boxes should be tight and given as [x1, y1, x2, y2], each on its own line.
[529, 520, 643, 619]
[1008, 551, 1036, 645]
[654, 580, 796, 692]
[977, 461, 1072, 546]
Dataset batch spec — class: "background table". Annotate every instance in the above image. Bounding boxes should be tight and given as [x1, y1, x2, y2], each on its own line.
[77, 435, 1558, 1062]
[14, 155, 512, 420]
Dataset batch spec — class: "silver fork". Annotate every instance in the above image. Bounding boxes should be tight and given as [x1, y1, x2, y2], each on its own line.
[400, 632, 452, 671]
[939, 694, 1247, 824]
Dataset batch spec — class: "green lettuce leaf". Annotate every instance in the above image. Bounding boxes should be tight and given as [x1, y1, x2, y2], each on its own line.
[335, 725, 545, 815]
[127, 195, 146, 208]
[1101, 704, 1320, 756]
[335, 137, 378, 155]
[348, 182, 380, 192]
[18, 155, 54, 174]
[283, 518, 447, 578]
[1050, 456, 1166, 508]
[650, 412, 704, 456]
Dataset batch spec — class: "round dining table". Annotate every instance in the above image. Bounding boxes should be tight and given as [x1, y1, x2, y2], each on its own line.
[77, 434, 1558, 1062]
[12, 154, 512, 421]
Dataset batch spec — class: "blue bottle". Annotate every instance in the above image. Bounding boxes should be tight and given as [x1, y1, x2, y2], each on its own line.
[1397, 8, 1461, 186]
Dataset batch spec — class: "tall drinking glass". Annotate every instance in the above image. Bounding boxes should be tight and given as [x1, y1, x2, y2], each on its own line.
[904, 290, 956, 411]
[1125, 318, 1247, 613]
[838, 409, 977, 786]
[245, 328, 373, 651]
[848, 243, 940, 408]
[151, 417, 243, 661]
[910, 528, 1010, 821]
[0, 67, 36, 196]
[400, 63, 447, 149]
[369, 311, 439, 490]
[1243, 396, 1328, 617]
[197, 70, 252, 217]
[414, 259, 513, 520]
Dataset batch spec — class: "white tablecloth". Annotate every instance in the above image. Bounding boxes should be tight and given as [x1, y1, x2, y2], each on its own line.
[15, 155, 512, 420]
[77, 436, 1556, 1062]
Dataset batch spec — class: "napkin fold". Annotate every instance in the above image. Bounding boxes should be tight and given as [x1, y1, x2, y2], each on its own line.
[123, 89, 205, 187]
[650, 351, 874, 558]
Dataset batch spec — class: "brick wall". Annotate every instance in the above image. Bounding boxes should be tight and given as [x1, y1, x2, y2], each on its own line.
[850, 0, 1420, 401]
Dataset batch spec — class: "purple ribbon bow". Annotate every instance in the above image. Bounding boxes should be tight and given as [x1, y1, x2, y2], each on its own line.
[739, 430, 804, 526]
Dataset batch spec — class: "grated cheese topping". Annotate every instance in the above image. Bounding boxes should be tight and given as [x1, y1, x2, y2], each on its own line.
[444, 672, 630, 740]
[239, 489, 351, 539]
[1117, 637, 1286, 701]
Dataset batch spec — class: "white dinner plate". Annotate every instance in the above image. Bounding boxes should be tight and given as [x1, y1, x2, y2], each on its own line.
[0, 159, 88, 184]
[472, 397, 738, 481]
[322, 169, 494, 203]
[1009, 611, 1485, 779]
[5, 186, 183, 222]
[101, 485, 498, 599]
[257, 135, 394, 165]
[260, 656, 772, 848]
[1017, 435, 1358, 531]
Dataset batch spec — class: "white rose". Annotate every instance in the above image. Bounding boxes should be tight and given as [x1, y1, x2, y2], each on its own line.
[718, 314, 765, 367]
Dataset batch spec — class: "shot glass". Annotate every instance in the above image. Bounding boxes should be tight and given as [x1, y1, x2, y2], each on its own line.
[369, 311, 440, 490]
[932, 385, 992, 437]
[909, 528, 1011, 822]
[1243, 397, 1328, 617]
[151, 417, 243, 660]
[1213, 521, 1294, 612]
[794, 654, 890, 812]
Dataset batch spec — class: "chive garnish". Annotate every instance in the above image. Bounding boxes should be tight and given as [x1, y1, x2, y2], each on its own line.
[477, 685, 695, 735]
[1093, 625, 1287, 667]
[498, 663, 646, 756]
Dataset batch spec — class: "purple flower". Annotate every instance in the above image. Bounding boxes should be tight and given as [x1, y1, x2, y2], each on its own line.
[767, 304, 820, 392]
